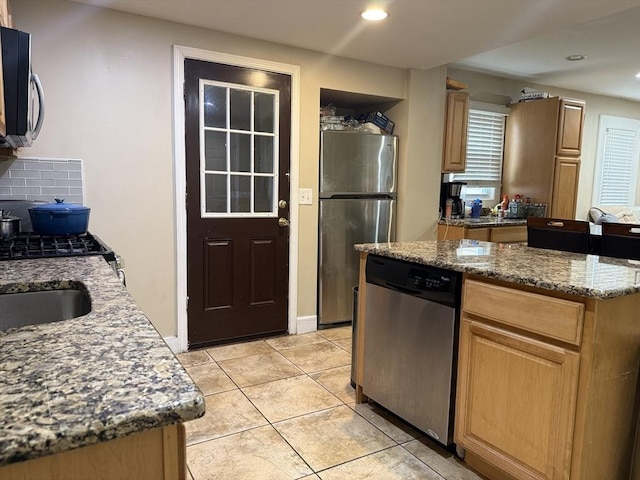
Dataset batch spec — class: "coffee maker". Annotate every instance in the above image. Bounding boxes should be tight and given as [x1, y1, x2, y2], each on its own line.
[440, 181, 466, 219]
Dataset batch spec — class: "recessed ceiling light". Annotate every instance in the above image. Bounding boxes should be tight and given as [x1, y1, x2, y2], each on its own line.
[361, 9, 388, 21]
[636, 72, 640, 79]
[566, 54, 587, 61]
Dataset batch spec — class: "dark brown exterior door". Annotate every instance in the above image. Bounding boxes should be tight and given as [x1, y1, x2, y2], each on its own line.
[184, 59, 291, 349]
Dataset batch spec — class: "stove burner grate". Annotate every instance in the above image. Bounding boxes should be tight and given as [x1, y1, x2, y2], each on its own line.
[0, 233, 111, 260]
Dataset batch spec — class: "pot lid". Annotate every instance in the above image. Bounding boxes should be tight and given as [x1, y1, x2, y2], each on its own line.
[30, 199, 90, 212]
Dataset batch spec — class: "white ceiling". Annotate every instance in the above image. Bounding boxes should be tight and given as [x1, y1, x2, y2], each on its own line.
[71, 0, 640, 101]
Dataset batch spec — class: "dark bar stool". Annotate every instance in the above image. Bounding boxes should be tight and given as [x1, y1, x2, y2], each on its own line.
[601, 223, 640, 261]
[527, 217, 590, 254]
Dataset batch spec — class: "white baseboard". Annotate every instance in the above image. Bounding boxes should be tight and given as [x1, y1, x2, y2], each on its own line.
[296, 315, 317, 334]
[163, 336, 181, 354]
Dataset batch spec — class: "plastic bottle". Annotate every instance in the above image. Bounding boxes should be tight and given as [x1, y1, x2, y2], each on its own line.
[471, 199, 482, 218]
[501, 195, 509, 214]
[507, 198, 517, 218]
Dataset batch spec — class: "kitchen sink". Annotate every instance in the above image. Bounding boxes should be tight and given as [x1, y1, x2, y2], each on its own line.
[0, 288, 91, 331]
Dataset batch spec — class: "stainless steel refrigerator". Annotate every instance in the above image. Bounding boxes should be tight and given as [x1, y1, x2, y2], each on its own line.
[318, 131, 398, 327]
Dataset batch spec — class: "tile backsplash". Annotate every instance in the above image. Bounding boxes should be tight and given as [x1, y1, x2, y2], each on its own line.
[0, 157, 84, 204]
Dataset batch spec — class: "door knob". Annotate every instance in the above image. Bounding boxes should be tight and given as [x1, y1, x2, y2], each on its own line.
[278, 199, 287, 209]
[278, 217, 290, 227]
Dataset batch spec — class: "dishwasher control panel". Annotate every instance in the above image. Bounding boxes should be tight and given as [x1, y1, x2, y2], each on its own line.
[366, 254, 461, 305]
[408, 268, 453, 292]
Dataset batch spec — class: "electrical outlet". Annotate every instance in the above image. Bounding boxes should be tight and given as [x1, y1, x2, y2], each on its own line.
[299, 188, 313, 205]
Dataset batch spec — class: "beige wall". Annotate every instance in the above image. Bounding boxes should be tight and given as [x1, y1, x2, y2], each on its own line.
[391, 67, 447, 241]
[448, 67, 640, 218]
[10, 0, 445, 337]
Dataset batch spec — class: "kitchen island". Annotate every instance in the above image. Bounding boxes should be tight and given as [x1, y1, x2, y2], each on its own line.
[0, 256, 205, 479]
[353, 240, 640, 480]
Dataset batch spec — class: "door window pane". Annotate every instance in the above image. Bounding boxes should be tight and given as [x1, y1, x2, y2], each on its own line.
[204, 85, 226, 128]
[204, 174, 227, 213]
[229, 133, 251, 172]
[200, 80, 279, 217]
[230, 175, 251, 212]
[255, 136, 274, 173]
[254, 177, 273, 212]
[255, 92, 275, 133]
[204, 131, 227, 171]
[230, 89, 251, 131]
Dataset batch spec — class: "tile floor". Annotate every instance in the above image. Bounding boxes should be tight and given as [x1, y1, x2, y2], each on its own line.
[177, 326, 483, 480]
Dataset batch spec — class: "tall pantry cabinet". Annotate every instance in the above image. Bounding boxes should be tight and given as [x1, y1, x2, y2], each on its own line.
[502, 97, 585, 219]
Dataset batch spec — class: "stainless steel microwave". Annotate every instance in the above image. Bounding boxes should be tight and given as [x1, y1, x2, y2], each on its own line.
[0, 26, 44, 148]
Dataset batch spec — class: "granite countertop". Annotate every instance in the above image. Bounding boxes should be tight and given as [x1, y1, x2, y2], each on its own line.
[0, 256, 205, 467]
[355, 240, 640, 299]
[438, 216, 528, 227]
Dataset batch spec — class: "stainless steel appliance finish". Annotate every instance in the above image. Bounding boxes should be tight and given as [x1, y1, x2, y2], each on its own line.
[362, 255, 461, 446]
[1, 26, 45, 149]
[440, 181, 466, 219]
[0, 200, 44, 232]
[318, 131, 398, 326]
[0, 216, 21, 238]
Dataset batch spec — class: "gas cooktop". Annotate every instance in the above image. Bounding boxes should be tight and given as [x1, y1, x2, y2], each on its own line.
[0, 232, 113, 260]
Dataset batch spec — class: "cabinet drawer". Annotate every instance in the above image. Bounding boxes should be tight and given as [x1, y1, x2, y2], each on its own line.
[463, 280, 584, 345]
[465, 228, 490, 241]
[489, 225, 527, 243]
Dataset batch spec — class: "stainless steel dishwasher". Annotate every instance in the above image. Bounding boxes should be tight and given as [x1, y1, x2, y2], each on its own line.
[362, 254, 461, 447]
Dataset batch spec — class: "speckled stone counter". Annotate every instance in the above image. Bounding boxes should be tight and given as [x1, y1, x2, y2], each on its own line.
[438, 216, 527, 228]
[355, 239, 640, 299]
[0, 256, 205, 467]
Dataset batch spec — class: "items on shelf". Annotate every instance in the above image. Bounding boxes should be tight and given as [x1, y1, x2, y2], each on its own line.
[319, 104, 395, 134]
[519, 87, 550, 102]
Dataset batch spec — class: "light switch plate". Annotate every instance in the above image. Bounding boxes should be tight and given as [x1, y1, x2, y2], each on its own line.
[299, 188, 313, 205]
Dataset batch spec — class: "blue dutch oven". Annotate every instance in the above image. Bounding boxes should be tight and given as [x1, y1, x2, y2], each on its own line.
[29, 199, 91, 236]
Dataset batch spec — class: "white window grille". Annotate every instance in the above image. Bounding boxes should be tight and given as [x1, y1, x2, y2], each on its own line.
[592, 115, 640, 206]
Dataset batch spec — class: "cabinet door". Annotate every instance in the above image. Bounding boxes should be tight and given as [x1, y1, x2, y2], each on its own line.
[465, 227, 490, 241]
[437, 224, 467, 240]
[455, 319, 580, 480]
[556, 99, 585, 156]
[442, 91, 469, 172]
[550, 157, 580, 219]
[489, 225, 527, 243]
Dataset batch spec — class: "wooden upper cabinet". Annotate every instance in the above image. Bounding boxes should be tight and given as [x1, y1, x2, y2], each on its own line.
[0, 0, 12, 28]
[502, 96, 585, 218]
[442, 91, 469, 172]
[556, 99, 585, 156]
[551, 157, 581, 219]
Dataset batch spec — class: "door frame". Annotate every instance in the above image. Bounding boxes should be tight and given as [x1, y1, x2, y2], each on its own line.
[171, 45, 301, 353]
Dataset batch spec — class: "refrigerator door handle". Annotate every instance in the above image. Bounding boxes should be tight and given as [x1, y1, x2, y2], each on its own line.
[320, 193, 396, 200]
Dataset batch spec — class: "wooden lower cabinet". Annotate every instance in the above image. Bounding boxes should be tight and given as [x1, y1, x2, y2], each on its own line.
[456, 278, 640, 480]
[437, 224, 527, 243]
[0, 424, 186, 480]
[456, 319, 579, 480]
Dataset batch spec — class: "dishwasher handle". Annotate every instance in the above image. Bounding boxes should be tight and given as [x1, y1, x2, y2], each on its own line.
[382, 282, 422, 296]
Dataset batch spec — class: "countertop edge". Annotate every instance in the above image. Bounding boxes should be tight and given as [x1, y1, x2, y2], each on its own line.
[355, 241, 640, 300]
[0, 257, 206, 467]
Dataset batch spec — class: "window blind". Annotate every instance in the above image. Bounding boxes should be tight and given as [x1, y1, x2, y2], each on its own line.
[452, 108, 506, 182]
[596, 125, 639, 205]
